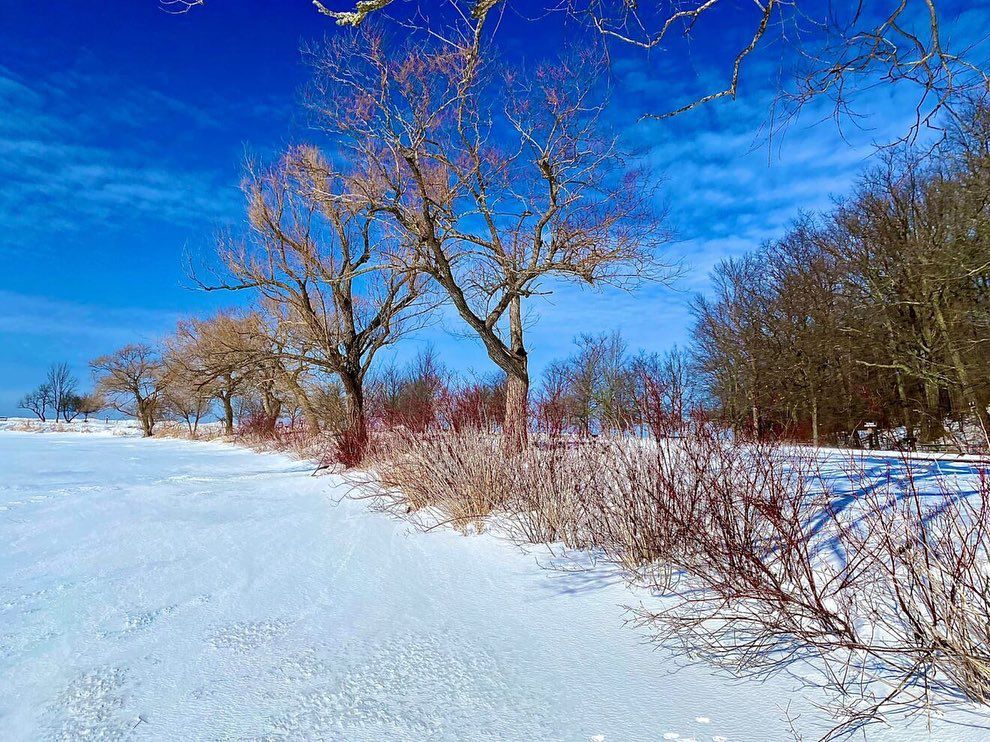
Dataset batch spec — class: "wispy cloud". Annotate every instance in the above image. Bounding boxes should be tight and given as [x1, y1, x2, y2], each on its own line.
[0, 64, 243, 255]
[0, 290, 181, 345]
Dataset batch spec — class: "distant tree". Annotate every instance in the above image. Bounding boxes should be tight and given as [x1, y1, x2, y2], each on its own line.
[58, 393, 85, 422]
[74, 392, 105, 422]
[368, 347, 449, 432]
[166, 312, 260, 435]
[18, 384, 54, 421]
[46, 362, 78, 422]
[91, 344, 167, 437]
[161, 379, 212, 435]
[542, 332, 637, 435]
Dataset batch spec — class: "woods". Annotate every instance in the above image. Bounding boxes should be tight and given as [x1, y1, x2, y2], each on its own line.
[694, 106, 990, 449]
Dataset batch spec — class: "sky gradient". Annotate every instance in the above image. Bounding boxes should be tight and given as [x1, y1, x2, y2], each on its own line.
[1, 1, 986, 415]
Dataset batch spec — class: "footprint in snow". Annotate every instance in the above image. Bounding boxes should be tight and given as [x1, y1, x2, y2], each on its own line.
[210, 619, 288, 652]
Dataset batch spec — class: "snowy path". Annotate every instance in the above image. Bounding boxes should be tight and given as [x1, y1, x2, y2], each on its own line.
[0, 433, 983, 741]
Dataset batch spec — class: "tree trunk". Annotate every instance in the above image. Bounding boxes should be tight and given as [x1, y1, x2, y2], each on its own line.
[811, 394, 819, 448]
[137, 398, 154, 437]
[221, 394, 235, 436]
[339, 369, 368, 462]
[503, 295, 529, 454]
[919, 380, 946, 442]
[895, 370, 913, 440]
[932, 298, 990, 435]
[504, 371, 529, 454]
[260, 388, 281, 428]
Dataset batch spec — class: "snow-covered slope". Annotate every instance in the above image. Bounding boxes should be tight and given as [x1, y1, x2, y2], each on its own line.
[0, 432, 984, 740]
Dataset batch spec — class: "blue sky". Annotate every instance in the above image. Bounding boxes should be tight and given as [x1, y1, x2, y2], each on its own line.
[1, 1, 986, 415]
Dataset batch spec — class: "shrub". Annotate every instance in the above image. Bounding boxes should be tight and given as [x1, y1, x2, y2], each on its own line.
[333, 425, 370, 469]
[368, 426, 512, 527]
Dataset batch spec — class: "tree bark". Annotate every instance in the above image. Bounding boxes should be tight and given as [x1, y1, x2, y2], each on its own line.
[339, 368, 368, 459]
[894, 370, 913, 441]
[221, 394, 235, 436]
[921, 380, 945, 442]
[811, 394, 819, 448]
[137, 397, 154, 437]
[932, 297, 990, 434]
[504, 371, 529, 454]
[503, 295, 529, 454]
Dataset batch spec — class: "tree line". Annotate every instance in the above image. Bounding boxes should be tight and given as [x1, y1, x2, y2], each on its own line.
[20, 98, 990, 452]
[18, 17, 989, 454]
[692, 104, 990, 448]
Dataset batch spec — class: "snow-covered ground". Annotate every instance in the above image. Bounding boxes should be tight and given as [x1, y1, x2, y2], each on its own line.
[1, 432, 987, 740]
[0, 416, 143, 436]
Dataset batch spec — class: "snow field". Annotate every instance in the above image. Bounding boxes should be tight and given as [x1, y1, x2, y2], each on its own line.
[1, 432, 986, 740]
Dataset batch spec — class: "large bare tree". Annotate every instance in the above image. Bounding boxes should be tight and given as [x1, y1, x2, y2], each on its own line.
[308, 32, 670, 450]
[203, 147, 429, 451]
[91, 344, 168, 437]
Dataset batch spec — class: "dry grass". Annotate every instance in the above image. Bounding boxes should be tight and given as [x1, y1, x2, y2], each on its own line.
[152, 421, 227, 441]
[368, 428, 513, 527]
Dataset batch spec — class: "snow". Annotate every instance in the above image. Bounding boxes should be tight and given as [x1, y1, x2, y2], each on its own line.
[0, 431, 986, 740]
[0, 417, 143, 436]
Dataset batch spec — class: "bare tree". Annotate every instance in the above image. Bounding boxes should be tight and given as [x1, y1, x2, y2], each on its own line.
[74, 392, 105, 422]
[202, 146, 430, 453]
[46, 362, 79, 422]
[18, 384, 53, 421]
[91, 344, 167, 437]
[162, 379, 213, 435]
[541, 332, 638, 435]
[309, 33, 671, 450]
[166, 312, 262, 435]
